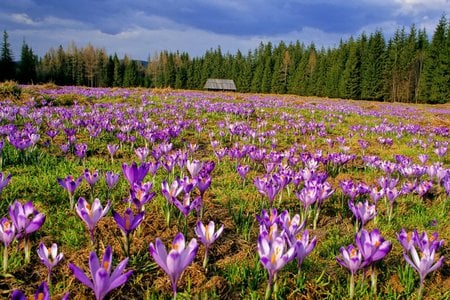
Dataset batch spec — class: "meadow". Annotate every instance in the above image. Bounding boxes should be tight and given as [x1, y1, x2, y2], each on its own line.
[0, 84, 449, 299]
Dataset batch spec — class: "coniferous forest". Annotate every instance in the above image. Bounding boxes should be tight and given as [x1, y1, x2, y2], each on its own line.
[1, 16, 449, 103]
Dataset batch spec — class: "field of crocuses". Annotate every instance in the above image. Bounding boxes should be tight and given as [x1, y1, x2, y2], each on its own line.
[0, 85, 449, 299]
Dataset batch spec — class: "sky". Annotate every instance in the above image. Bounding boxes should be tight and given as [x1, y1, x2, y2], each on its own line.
[1, 0, 449, 61]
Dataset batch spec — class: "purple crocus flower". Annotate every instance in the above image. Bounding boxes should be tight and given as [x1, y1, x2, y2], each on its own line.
[11, 281, 55, 300]
[355, 229, 391, 294]
[415, 180, 432, 198]
[186, 159, 203, 178]
[196, 174, 211, 197]
[173, 194, 201, 218]
[348, 200, 376, 231]
[75, 197, 110, 245]
[0, 217, 15, 248]
[0, 216, 15, 273]
[84, 169, 100, 188]
[149, 232, 198, 298]
[113, 208, 145, 256]
[135, 147, 150, 163]
[113, 208, 145, 236]
[9, 200, 45, 263]
[107, 144, 119, 163]
[122, 162, 150, 186]
[434, 146, 447, 159]
[397, 229, 445, 299]
[69, 245, 132, 300]
[293, 230, 317, 269]
[295, 185, 319, 213]
[74, 143, 88, 159]
[355, 229, 391, 266]
[129, 181, 155, 212]
[37, 242, 64, 284]
[161, 179, 183, 204]
[258, 229, 295, 299]
[105, 171, 120, 190]
[237, 164, 250, 180]
[443, 176, 450, 196]
[0, 172, 11, 193]
[418, 154, 428, 165]
[195, 220, 224, 267]
[57, 174, 83, 208]
[336, 244, 364, 299]
[277, 210, 304, 243]
[9, 200, 45, 239]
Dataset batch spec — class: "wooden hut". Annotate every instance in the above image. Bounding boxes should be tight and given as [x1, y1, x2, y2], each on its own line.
[203, 79, 236, 91]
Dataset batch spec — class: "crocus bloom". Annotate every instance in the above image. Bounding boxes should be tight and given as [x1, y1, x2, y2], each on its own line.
[84, 169, 100, 188]
[129, 181, 155, 211]
[196, 174, 211, 197]
[161, 179, 183, 204]
[37, 242, 64, 284]
[57, 175, 83, 208]
[0, 217, 15, 247]
[336, 244, 364, 299]
[0, 216, 15, 273]
[105, 171, 120, 190]
[149, 232, 198, 298]
[173, 194, 201, 217]
[74, 143, 88, 159]
[348, 200, 376, 230]
[0, 172, 11, 193]
[336, 244, 364, 274]
[113, 207, 144, 257]
[397, 229, 444, 299]
[135, 147, 150, 163]
[186, 159, 203, 178]
[355, 229, 391, 266]
[295, 185, 319, 212]
[122, 162, 150, 186]
[8, 200, 45, 264]
[258, 229, 295, 299]
[9, 200, 45, 240]
[278, 210, 304, 244]
[237, 164, 250, 180]
[75, 197, 110, 244]
[69, 245, 132, 300]
[293, 230, 317, 269]
[195, 220, 224, 267]
[256, 208, 280, 232]
[11, 281, 56, 300]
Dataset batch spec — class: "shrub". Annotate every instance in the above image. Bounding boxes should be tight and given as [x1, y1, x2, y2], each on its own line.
[0, 80, 22, 99]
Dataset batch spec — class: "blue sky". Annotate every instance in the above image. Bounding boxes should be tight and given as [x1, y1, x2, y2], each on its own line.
[1, 0, 448, 60]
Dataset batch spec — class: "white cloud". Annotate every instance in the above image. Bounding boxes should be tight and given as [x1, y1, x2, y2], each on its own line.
[394, 0, 449, 15]
[11, 13, 37, 25]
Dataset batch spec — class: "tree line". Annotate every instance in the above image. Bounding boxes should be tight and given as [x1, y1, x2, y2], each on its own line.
[1, 16, 448, 103]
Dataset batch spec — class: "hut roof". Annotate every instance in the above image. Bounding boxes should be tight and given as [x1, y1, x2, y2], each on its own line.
[203, 79, 236, 91]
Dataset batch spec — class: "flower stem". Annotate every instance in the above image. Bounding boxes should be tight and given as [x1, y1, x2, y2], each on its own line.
[202, 248, 209, 269]
[417, 279, 424, 300]
[349, 273, 355, 299]
[370, 265, 377, 295]
[313, 207, 321, 230]
[2, 246, 8, 274]
[264, 278, 273, 300]
[24, 237, 31, 264]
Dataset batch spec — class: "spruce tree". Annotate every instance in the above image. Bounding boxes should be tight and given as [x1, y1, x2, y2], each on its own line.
[0, 30, 15, 81]
[421, 15, 449, 103]
[18, 40, 37, 84]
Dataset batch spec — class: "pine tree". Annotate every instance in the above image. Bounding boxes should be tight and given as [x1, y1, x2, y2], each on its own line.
[0, 30, 16, 81]
[112, 53, 123, 87]
[361, 30, 385, 100]
[18, 40, 37, 84]
[421, 15, 449, 103]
